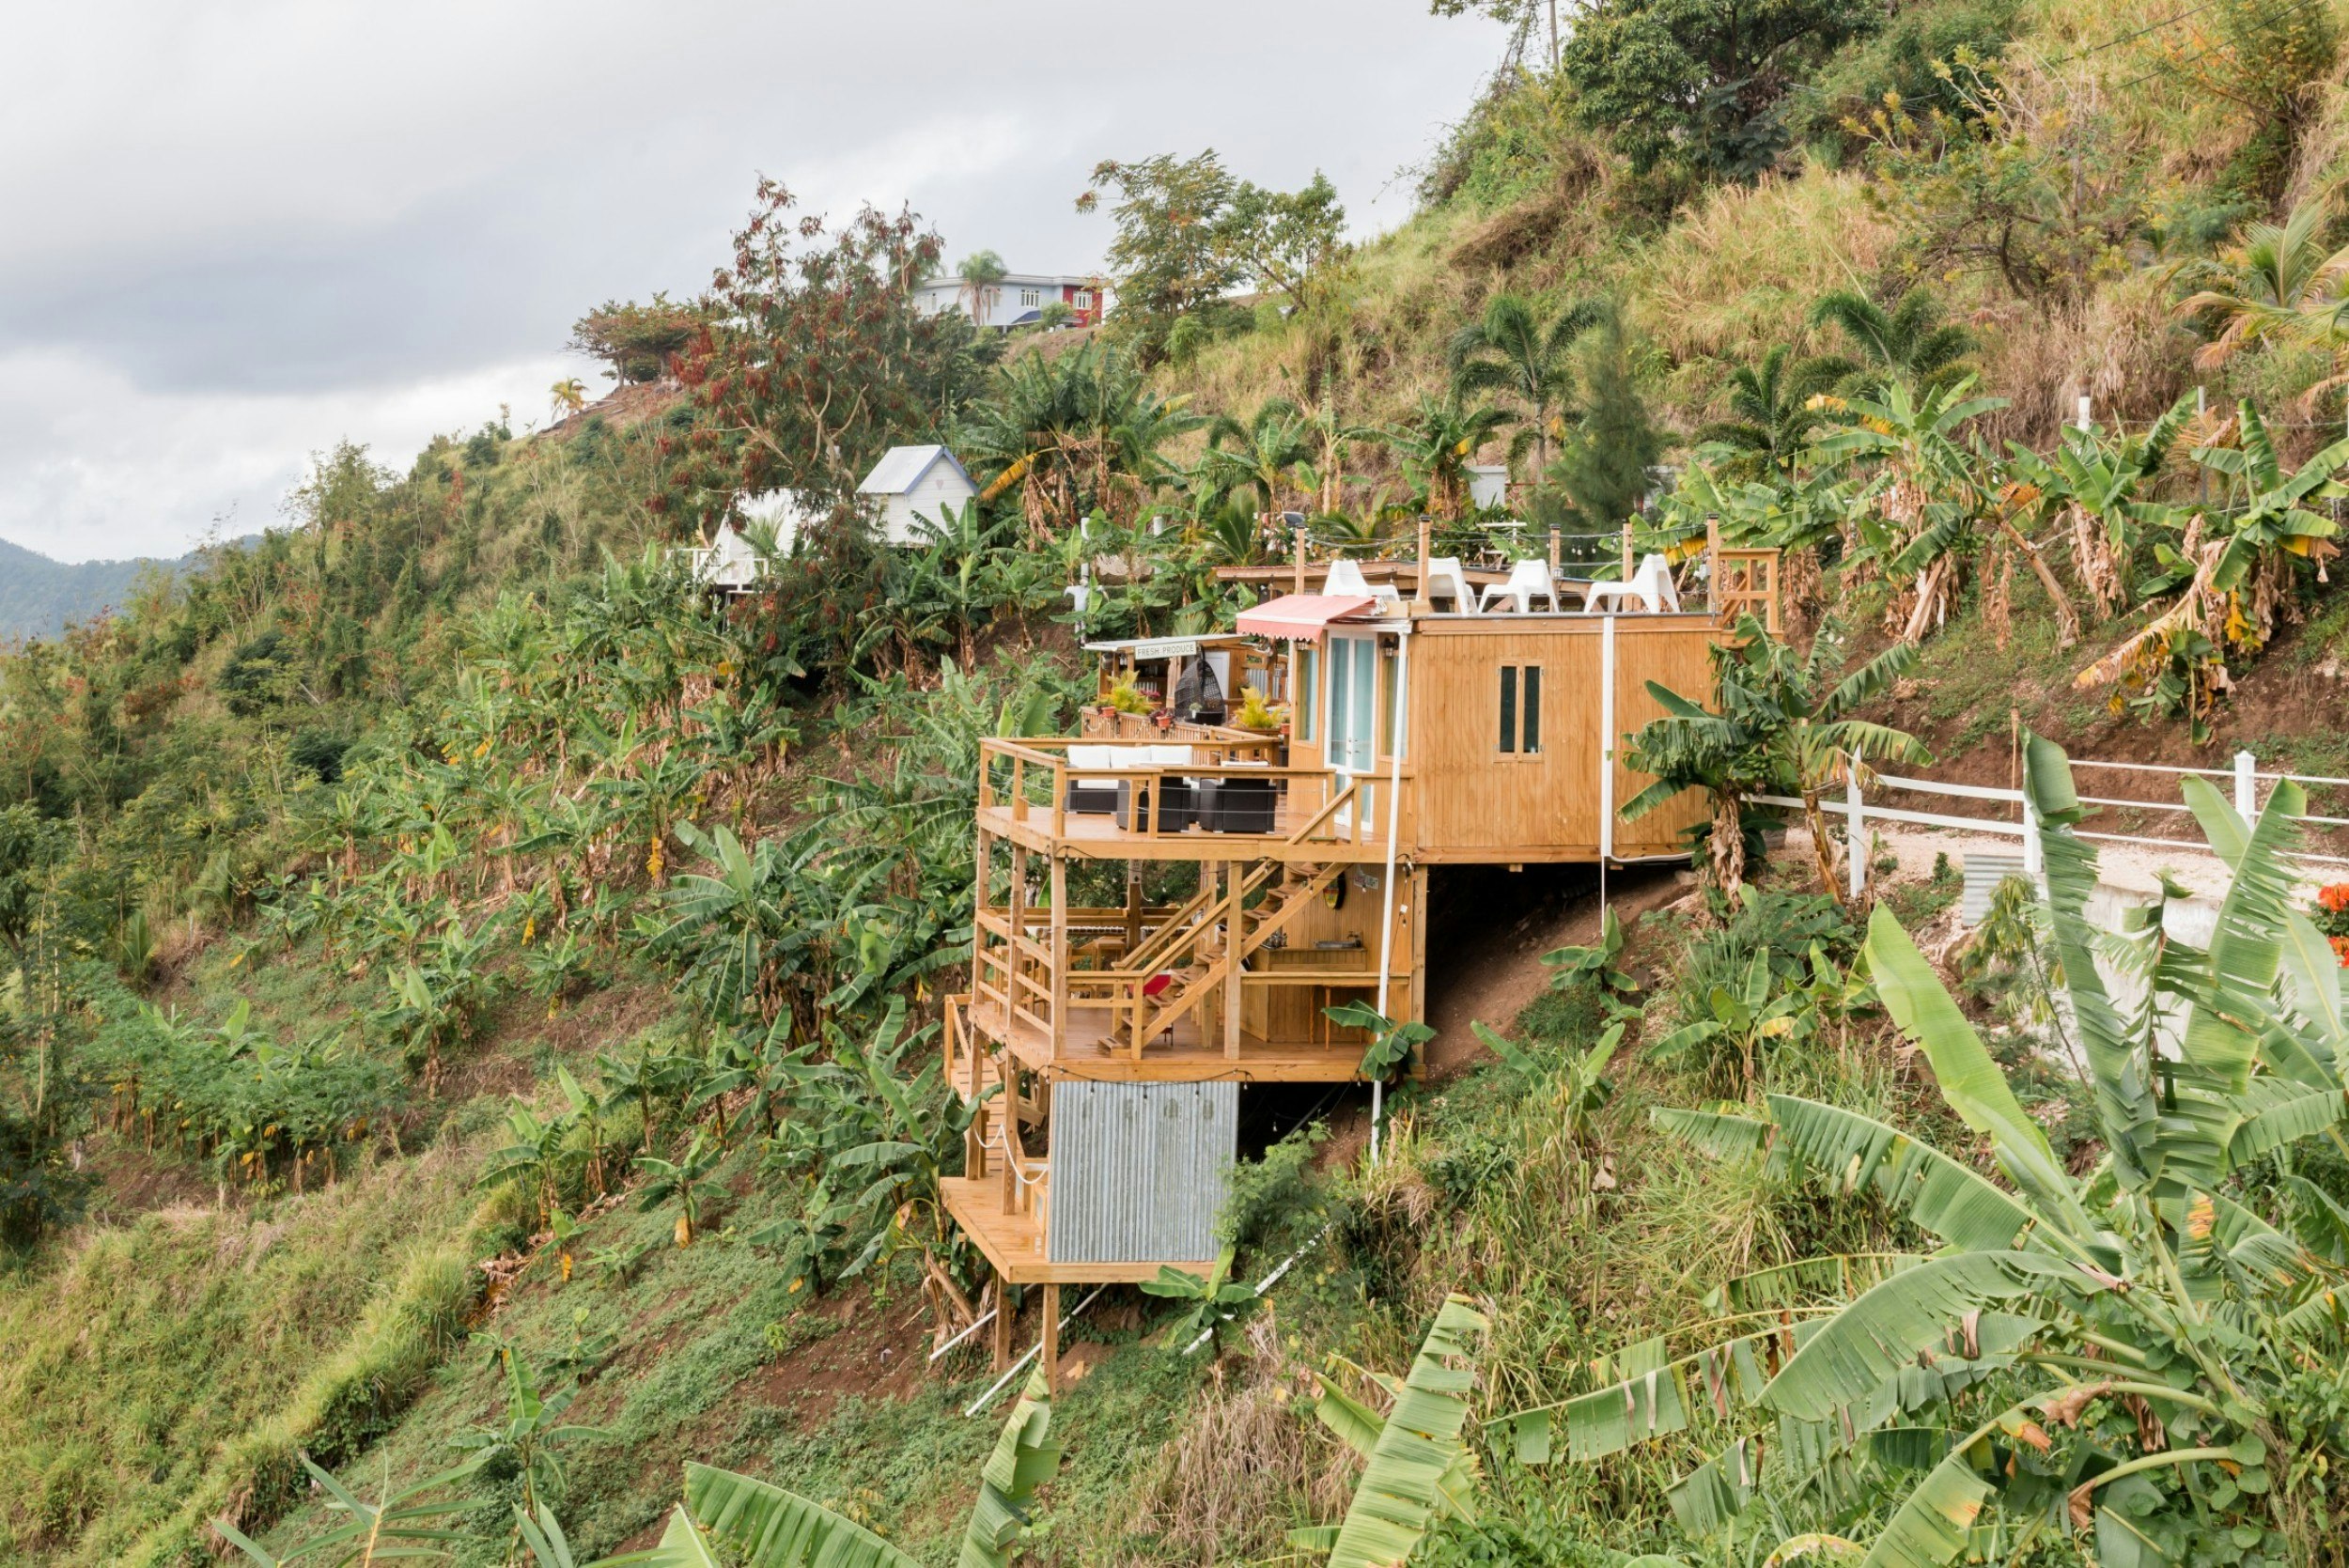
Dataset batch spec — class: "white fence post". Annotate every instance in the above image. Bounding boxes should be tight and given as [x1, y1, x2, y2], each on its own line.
[2022, 792, 2044, 882]
[2234, 751, 2259, 820]
[1844, 752, 1866, 903]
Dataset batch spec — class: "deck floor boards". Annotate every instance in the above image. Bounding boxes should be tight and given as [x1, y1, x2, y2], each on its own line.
[941, 1177, 1214, 1284]
[966, 1001, 1366, 1083]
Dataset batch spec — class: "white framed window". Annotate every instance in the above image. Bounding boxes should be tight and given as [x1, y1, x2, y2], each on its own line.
[1074, 289, 1093, 309]
[1019, 287, 1042, 308]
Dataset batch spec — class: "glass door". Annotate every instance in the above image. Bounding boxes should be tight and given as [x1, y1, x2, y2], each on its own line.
[1326, 634, 1377, 775]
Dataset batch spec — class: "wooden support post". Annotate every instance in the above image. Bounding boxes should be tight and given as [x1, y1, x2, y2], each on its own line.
[1224, 862, 1244, 1060]
[1008, 843, 1029, 1034]
[1705, 516, 1719, 615]
[1041, 1283, 1062, 1393]
[1293, 524, 1308, 596]
[1408, 864, 1429, 1074]
[991, 1272, 1013, 1372]
[1548, 524, 1561, 573]
[1413, 514, 1432, 610]
[1124, 862, 1143, 955]
[1049, 856, 1068, 1061]
[973, 828, 993, 1012]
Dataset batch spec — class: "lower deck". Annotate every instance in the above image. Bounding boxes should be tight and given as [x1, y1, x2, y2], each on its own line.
[940, 1177, 1213, 1285]
[966, 993, 1371, 1082]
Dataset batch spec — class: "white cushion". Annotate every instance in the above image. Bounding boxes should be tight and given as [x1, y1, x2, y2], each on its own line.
[1150, 745, 1195, 767]
[1066, 745, 1112, 770]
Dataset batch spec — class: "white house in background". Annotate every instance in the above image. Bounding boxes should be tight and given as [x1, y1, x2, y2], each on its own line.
[1467, 462, 1510, 511]
[734, 489, 822, 552]
[858, 445, 979, 544]
[914, 272, 1109, 331]
[680, 519, 772, 594]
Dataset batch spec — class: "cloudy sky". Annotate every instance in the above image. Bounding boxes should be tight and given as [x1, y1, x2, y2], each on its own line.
[1, 2, 1506, 563]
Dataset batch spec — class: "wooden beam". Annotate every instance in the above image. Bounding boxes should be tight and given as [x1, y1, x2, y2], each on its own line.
[1223, 862, 1243, 1061]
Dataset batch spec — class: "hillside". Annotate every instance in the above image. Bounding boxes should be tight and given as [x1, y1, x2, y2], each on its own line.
[9, 2, 2349, 1566]
[0, 537, 222, 643]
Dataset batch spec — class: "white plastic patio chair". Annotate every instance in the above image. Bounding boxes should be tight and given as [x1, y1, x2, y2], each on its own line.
[1423, 555, 1477, 613]
[1581, 553, 1681, 613]
[1477, 557, 1561, 613]
[1322, 558, 1373, 597]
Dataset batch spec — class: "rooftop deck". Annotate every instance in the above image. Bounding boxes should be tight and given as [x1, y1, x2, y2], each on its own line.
[965, 992, 1371, 1083]
[940, 1177, 1207, 1284]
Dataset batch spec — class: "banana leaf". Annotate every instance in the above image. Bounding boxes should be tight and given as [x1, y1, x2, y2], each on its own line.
[1318, 1296, 1489, 1568]
[679, 1464, 919, 1568]
[959, 1366, 1063, 1568]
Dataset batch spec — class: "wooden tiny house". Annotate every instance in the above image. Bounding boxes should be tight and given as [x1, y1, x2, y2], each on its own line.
[942, 537, 1769, 1382]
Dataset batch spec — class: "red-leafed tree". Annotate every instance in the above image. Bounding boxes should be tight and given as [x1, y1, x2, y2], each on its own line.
[653, 179, 991, 536]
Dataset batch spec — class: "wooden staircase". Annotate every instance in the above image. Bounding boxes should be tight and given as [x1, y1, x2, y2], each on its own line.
[1099, 859, 1346, 1058]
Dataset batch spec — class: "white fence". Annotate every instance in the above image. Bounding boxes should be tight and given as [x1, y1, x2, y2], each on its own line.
[1749, 750, 2349, 903]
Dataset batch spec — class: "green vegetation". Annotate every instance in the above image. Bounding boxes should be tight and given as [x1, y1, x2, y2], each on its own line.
[16, 3, 2349, 1565]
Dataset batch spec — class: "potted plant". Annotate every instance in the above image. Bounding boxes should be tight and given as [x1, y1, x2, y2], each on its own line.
[1234, 687, 1284, 737]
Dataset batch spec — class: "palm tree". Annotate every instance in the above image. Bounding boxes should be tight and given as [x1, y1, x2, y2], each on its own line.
[958, 343, 1198, 537]
[548, 378, 587, 423]
[1693, 345, 1840, 480]
[957, 249, 1008, 324]
[1391, 395, 1513, 521]
[1805, 286, 1974, 398]
[1197, 398, 1316, 519]
[2174, 198, 2349, 369]
[1447, 292, 1599, 499]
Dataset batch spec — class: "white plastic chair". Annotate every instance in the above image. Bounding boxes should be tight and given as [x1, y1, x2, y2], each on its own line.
[1581, 553, 1680, 613]
[1477, 557, 1561, 613]
[1423, 555, 1477, 613]
[1322, 558, 1373, 598]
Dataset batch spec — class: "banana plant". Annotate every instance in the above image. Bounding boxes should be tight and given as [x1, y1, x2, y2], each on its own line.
[630, 1365, 1061, 1568]
[1140, 1247, 1260, 1353]
[1322, 1001, 1436, 1081]
[213, 1453, 481, 1566]
[449, 1344, 607, 1516]
[634, 1132, 728, 1247]
[1291, 1295, 1490, 1568]
[1539, 906, 1641, 1017]
[1649, 949, 1811, 1093]
[1493, 734, 2349, 1566]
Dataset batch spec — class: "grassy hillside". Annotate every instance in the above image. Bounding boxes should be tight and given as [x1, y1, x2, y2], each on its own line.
[11, 1, 2349, 1564]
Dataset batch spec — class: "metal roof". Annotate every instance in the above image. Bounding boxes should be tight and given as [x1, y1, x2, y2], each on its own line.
[1081, 634, 1251, 658]
[856, 444, 974, 496]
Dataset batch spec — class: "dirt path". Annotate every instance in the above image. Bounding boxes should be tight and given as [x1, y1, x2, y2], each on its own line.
[1421, 864, 1688, 1079]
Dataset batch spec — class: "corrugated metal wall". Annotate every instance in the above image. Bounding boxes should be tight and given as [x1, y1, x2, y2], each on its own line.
[1960, 852, 2029, 927]
[1049, 1081, 1237, 1265]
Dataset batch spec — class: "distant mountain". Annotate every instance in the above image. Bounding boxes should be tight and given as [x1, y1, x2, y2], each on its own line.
[0, 536, 210, 642]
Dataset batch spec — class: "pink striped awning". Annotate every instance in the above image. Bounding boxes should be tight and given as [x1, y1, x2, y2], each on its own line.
[1234, 593, 1377, 643]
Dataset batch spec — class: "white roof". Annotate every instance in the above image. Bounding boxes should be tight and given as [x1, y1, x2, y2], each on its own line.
[857, 444, 973, 496]
[921, 272, 1097, 289]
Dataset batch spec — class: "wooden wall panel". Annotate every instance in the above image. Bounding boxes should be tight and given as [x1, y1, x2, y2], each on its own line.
[1402, 617, 1710, 862]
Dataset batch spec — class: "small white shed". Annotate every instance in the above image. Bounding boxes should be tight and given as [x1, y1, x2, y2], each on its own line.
[1467, 463, 1510, 511]
[857, 445, 978, 545]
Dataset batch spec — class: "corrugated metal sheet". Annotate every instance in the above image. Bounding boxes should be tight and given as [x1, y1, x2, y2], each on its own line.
[1960, 853, 2029, 927]
[1049, 1081, 1237, 1265]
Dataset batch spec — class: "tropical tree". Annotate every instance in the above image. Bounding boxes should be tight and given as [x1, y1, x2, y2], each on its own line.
[957, 249, 1009, 322]
[1805, 286, 1976, 399]
[1504, 737, 2349, 1567]
[1392, 395, 1513, 521]
[958, 343, 1199, 536]
[1549, 308, 1666, 530]
[1447, 293, 1600, 498]
[549, 379, 588, 422]
[2003, 390, 2198, 620]
[1625, 618, 1929, 906]
[2174, 198, 2349, 370]
[1693, 345, 1841, 480]
[1197, 398, 1316, 520]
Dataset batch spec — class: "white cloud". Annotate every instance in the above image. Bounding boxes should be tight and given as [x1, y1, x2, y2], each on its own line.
[0, 1, 1506, 563]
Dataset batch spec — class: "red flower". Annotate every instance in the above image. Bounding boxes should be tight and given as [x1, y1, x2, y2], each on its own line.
[2320, 883, 2349, 913]
[2331, 935, 2349, 970]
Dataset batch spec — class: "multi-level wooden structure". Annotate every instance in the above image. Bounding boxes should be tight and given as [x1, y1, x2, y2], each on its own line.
[942, 536, 1766, 1383]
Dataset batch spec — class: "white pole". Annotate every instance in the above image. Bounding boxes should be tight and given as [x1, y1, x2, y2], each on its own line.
[1844, 750, 1866, 904]
[1370, 625, 1410, 1168]
[2235, 750, 2259, 820]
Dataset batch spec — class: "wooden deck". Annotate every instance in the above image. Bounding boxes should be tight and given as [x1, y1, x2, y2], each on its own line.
[941, 1177, 1213, 1284]
[967, 998, 1370, 1083]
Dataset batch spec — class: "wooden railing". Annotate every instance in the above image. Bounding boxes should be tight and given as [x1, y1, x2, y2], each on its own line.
[949, 995, 1049, 1230]
[977, 737, 1406, 848]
